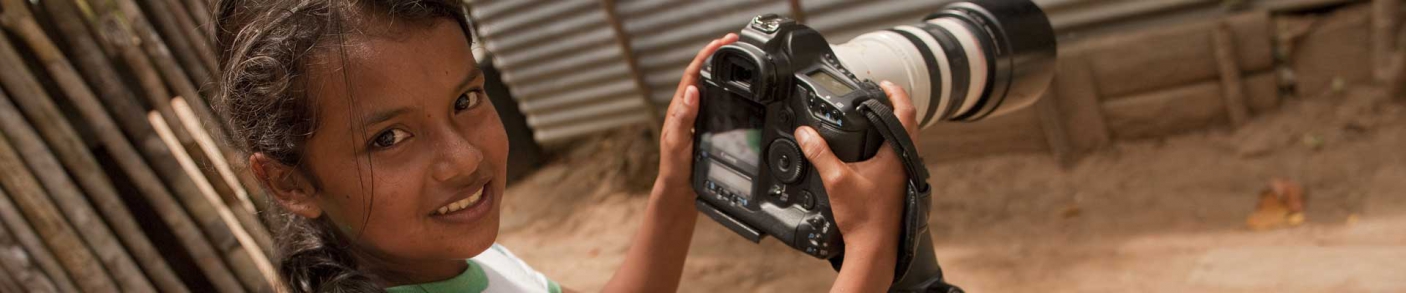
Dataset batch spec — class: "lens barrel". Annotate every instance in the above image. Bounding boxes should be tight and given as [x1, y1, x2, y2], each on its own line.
[831, 0, 1056, 128]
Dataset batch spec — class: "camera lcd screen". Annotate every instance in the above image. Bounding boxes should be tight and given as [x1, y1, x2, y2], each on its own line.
[699, 92, 765, 200]
[807, 70, 853, 96]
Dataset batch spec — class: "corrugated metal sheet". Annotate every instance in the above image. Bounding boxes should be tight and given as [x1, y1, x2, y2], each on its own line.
[469, 0, 1360, 144]
[619, 0, 793, 106]
[469, 0, 651, 143]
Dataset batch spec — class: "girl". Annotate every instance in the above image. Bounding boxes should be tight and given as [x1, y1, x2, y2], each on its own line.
[214, 0, 921, 292]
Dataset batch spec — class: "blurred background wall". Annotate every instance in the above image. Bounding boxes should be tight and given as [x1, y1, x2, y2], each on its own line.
[0, 0, 1398, 292]
[466, 0, 1381, 164]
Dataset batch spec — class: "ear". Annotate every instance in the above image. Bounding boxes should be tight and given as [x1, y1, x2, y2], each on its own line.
[250, 153, 322, 219]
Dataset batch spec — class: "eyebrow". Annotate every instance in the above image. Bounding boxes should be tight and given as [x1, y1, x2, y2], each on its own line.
[360, 65, 482, 127]
[458, 65, 483, 94]
[362, 107, 411, 127]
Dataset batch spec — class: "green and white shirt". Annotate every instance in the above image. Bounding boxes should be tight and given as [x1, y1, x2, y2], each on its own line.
[386, 244, 562, 293]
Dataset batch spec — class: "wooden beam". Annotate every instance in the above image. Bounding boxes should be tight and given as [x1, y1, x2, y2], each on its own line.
[1034, 89, 1076, 167]
[1213, 22, 1251, 127]
[599, 0, 662, 135]
[1051, 51, 1111, 153]
[788, 0, 807, 24]
[1373, 0, 1399, 82]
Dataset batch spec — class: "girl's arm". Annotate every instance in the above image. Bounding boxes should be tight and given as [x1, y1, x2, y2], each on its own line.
[600, 33, 738, 293]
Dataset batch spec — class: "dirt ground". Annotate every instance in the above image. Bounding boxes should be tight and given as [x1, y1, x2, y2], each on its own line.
[494, 86, 1406, 293]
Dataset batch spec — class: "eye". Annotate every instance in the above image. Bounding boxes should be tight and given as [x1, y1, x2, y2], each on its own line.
[454, 90, 483, 112]
[369, 129, 411, 149]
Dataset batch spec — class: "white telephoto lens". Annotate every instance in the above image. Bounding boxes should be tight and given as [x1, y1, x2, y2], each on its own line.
[831, 31, 933, 126]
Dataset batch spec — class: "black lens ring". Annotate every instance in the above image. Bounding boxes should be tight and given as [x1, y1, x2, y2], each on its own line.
[931, 9, 1001, 121]
[885, 28, 944, 127]
[917, 22, 969, 122]
[942, 5, 1014, 121]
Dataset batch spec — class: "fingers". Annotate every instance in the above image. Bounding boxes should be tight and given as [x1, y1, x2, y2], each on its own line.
[879, 81, 918, 137]
[795, 126, 851, 186]
[675, 33, 739, 98]
[662, 86, 700, 148]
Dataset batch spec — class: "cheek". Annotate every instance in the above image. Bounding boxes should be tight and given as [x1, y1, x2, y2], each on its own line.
[314, 160, 426, 236]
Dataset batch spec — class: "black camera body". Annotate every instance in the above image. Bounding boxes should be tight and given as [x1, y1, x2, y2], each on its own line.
[692, 14, 889, 260]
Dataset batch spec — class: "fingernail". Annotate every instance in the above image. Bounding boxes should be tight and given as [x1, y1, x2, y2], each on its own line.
[795, 127, 813, 143]
[685, 86, 698, 106]
[880, 80, 894, 88]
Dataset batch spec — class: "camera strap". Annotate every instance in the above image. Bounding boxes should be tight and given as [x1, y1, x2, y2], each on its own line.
[836, 98, 963, 292]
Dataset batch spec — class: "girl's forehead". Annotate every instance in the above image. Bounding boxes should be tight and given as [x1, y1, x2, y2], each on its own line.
[303, 18, 478, 118]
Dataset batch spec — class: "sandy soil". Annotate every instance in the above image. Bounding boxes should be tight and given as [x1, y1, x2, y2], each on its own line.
[495, 86, 1406, 292]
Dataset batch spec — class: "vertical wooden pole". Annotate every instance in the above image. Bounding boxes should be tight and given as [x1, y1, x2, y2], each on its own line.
[788, 0, 807, 24]
[1213, 22, 1251, 127]
[0, 221, 60, 293]
[1390, 16, 1406, 99]
[1034, 89, 1075, 166]
[1373, 0, 1399, 82]
[0, 99, 118, 293]
[1051, 52, 1111, 155]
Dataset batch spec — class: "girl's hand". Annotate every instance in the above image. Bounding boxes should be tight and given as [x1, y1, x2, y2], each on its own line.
[655, 33, 739, 192]
[795, 81, 918, 293]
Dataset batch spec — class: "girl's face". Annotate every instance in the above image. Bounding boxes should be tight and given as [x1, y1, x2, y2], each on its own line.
[296, 17, 507, 276]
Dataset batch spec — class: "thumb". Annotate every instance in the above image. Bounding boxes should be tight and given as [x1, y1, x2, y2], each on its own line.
[795, 126, 850, 182]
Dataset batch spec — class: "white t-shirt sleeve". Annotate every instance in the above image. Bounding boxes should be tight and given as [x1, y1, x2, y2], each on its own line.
[472, 244, 562, 293]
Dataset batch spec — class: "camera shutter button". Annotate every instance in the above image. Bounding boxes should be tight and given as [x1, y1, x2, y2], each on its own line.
[768, 139, 805, 183]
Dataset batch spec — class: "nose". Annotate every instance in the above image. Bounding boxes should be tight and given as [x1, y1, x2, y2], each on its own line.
[430, 127, 484, 185]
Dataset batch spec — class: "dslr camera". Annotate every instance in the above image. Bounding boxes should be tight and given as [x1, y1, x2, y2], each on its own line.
[691, 0, 1056, 290]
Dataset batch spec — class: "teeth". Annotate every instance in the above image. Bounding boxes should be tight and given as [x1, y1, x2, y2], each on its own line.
[435, 188, 485, 215]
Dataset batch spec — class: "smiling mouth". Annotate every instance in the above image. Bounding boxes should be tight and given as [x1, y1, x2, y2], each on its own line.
[433, 187, 484, 215]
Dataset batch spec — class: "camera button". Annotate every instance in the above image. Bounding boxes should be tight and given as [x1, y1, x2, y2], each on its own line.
[799, 190, 816, 210]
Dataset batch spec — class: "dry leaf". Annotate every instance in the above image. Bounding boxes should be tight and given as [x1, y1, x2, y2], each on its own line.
[1247, 179, 1308, 230]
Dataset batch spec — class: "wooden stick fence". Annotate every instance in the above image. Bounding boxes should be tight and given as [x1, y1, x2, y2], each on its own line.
[0, 0, 281, 291]
[0, 218, 60, 292]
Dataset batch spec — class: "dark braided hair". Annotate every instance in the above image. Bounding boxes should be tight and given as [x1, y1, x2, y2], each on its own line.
[213, 0, 468, 292]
